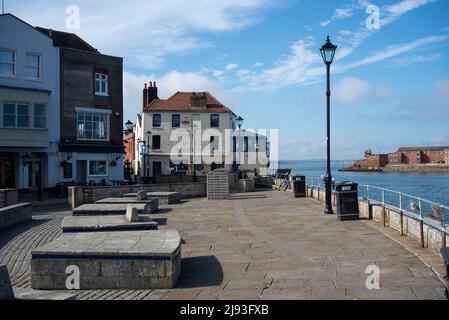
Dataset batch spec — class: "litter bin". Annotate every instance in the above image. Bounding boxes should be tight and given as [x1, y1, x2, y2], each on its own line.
[292, 175, 306, 198]
[335, 182, 359, 221]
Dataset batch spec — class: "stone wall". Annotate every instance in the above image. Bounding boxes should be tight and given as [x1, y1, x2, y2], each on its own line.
[0, 203, 32, 230]
[154, 175, 207, 184]
[69, 182, 206, 209]
[0, 189, 19, 209]
[307, 186, 448, 254]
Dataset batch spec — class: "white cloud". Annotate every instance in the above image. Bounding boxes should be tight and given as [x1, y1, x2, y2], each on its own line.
[254, 62, 264, 67]
[382, 0, 435, 26]
[11, 0, 276, 69]
[390, 53, 442, 67]
[225, 63, 239, 71]
[333, 77, 390, 104]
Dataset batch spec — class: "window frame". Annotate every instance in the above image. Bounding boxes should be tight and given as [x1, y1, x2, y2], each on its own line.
[153, 114, 161, 128]
[88, 160, 108, 176]
[0, 48, 16, 78]
[76, 108, 111, 141]
[95, 72, 109, 96]
[210, 114, 220, 128]
[3, 102, 16, 128]
[172, 114, 180, 128]
[25, 52, 42, 81]
[34, 104, 46, 129]
[152, 135, 161, 150]
[17, 103, 30, 128]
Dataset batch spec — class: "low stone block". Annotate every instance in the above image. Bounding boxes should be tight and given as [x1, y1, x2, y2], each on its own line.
[136, 190, 148, 200]
[61, 216, 158, 233]
[13, 287, 76, 300]
[0, 203, 32, 230]
[126, 205, 139, 222]
[73, 203, 150, 216]
[31, 230, 181, 290]
[0, 264, 14, 300]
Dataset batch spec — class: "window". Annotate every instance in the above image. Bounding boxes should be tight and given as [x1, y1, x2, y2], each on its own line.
[172, 114, 180, 128]
[26, 53, 41, 80]
[210, 114, 219, 128]
[233, 137, 237, 152]
[244, 136, 249, 152]
[3, 103, 15, 127]
[153, 114, 161, 127]
[95, 73, 108, 95]
[77, 111, 109, 140]
[17, 104, 29, 128]
[152, 135, 161, 150]
[34, 104, 46, 128]
[0, 49, 15, 77]
[89, 160, 107, 176]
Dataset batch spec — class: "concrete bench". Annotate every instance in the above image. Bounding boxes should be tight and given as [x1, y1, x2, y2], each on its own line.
[95, 198, 158, 213]
[62, 215, 158, 233]
[31, 230, 181, 290]
[123, 192, 181, 205]
[72, 203, 151, 216]
[0, 203, 32, 230]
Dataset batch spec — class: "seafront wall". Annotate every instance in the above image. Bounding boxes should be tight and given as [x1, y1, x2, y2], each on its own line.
[340, 164, 449, 173]
[306, 186, 448, 254]
[68, 182, 206, 209]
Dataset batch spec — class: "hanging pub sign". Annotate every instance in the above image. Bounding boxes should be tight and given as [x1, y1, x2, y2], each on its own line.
[63, 162, 73, 179]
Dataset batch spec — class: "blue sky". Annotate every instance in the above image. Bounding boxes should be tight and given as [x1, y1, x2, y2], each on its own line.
[7, 0, 449, 159]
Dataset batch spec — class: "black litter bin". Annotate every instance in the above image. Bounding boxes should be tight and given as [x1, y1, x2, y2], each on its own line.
[292, 175, 306, 198]
[335, 182, 359, 221]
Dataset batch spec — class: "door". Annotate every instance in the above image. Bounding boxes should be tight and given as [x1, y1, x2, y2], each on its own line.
[76, 160, 87, 185]
[0, 158, 15, 188]
[153, 161, 162, 177]
[27, 160, 42, 191]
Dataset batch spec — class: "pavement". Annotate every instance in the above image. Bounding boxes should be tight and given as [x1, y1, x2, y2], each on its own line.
[0, 190, 446, 300]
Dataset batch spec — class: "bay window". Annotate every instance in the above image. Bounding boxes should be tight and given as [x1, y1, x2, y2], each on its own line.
[77, 109, 110, 141]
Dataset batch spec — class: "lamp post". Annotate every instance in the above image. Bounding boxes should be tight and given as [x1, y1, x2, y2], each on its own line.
[125, 120, 133, 132]
[146, 130, 152, 178]
[320, 36, 337, 215]
[236, 116, 244, 172]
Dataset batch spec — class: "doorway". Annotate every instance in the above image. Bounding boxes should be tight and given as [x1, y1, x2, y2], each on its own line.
[153, 161, 162, 177]
[0, 156, 15, 188]
[76, 160, 87, 185]
[27, 160, 42, 191]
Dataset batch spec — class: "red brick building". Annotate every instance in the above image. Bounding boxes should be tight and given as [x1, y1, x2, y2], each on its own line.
[123, 130, 135, 180]
[354, 150, 389, 168]
[356, 146, 449, 167]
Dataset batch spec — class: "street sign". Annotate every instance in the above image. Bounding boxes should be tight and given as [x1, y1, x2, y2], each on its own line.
[141, 144, 147, 155]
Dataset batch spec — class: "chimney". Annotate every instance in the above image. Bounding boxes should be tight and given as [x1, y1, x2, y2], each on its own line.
[142, 83, 148, 111]
[147, 81, 158, 106]
[190, 92, 207, 109]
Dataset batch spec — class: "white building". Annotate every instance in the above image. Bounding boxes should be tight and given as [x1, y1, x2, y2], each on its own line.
[0, 14, 60, 191]
[134, 83, 270, 178]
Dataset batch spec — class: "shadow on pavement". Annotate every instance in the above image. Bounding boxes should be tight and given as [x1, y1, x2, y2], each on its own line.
[176, 256, 223, 288]
[0, 219, 51, 250]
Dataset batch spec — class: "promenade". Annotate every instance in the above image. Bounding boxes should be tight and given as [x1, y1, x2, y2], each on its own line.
[0, 190, 446, 300]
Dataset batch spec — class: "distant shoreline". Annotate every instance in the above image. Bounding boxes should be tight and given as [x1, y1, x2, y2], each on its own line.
[339, 164, 449, 173]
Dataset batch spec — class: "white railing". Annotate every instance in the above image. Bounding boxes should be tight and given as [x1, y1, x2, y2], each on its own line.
[305, 176, 449, 234]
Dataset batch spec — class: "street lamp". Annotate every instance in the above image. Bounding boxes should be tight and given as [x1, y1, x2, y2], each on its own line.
[125, 120, 133, 131]
[320, 35, 337, 215]
[236, 116, 244, 173]
[146, 131, 152, 178]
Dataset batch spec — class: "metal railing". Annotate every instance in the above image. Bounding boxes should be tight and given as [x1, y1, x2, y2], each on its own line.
[305, 176, 449, 234]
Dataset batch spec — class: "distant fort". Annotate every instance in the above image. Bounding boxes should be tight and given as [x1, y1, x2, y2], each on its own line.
[340, 146, 449, 173]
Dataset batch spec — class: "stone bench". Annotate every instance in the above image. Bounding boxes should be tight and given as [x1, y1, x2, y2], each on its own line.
[123, 192, 181, 205]
[62, 215, 158, 233]
[0, 203, 32, 230]
[72, 203, 151, 216]
[95, 198, 158, 213]
[31, 230, 181, 290]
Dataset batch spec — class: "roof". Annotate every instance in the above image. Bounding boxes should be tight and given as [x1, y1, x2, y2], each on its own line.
[36, 27, 99, 53]
[144, 92, 231, 113]
[397, 146, 449, 152]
